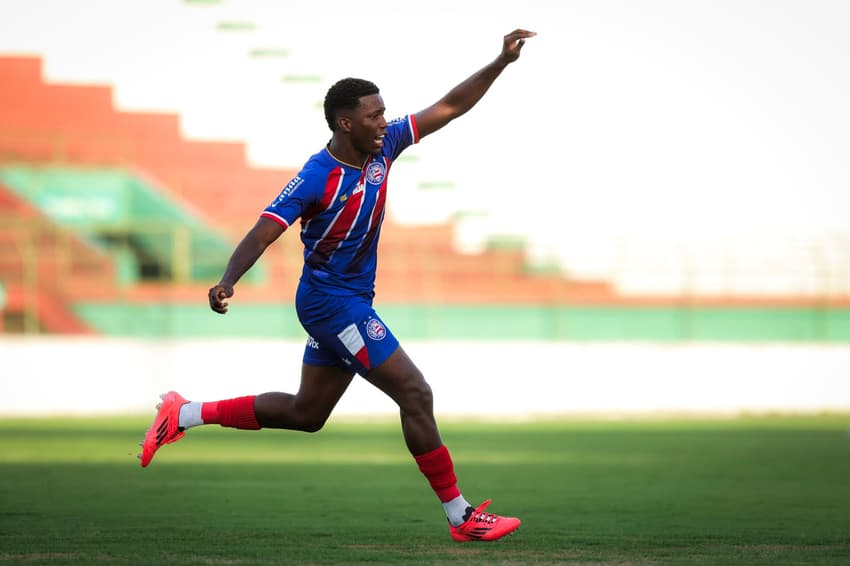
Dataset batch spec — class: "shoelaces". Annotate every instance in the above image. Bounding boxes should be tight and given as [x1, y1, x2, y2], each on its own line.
[470, 511, 498, 524]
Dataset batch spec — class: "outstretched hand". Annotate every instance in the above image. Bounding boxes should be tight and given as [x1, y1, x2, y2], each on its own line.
[208, 284, 234, 314]
[500, 29, 536, 64]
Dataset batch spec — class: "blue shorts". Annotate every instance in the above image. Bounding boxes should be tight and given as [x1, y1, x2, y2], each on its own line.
[295, 283, 399, 377]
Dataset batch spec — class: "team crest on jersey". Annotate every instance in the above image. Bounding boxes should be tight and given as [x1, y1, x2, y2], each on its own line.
[365, 161, 386, 185]
[365, 318, 386, 341]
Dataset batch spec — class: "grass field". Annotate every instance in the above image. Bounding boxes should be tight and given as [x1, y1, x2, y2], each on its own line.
[1, 414, 849, 565]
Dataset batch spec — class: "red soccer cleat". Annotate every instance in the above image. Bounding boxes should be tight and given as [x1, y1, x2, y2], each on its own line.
[449, 499, 521, 542]
[139, 391, 188, 467]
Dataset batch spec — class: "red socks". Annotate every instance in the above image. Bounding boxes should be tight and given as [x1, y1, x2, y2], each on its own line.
[414, 445, 461, 502]
[201, 396, 261, 430]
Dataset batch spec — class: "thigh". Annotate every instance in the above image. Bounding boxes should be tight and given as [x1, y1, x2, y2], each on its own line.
[362, 345, 427, 400]
[296, 363, 355, 410]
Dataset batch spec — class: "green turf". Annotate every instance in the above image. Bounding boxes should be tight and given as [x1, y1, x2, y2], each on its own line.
[1, 415, 849, 564]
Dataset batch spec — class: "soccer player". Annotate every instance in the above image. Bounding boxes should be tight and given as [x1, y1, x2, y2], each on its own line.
[140, 28, 535, 542]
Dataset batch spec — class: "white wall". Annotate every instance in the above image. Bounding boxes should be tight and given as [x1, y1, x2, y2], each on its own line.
[2, 338, 848, 417]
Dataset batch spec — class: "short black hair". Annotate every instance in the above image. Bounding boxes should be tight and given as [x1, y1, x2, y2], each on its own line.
[323, 77, 380, 131]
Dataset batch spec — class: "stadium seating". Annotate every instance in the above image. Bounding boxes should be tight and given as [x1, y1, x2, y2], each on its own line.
[0, 184, 105, 332]
[4, 56, 845, 339]
[0, 55, 623, 335]
[0, 165, 252, 284]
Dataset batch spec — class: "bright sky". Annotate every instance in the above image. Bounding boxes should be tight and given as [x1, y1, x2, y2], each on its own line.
[2, 0, 848, 294]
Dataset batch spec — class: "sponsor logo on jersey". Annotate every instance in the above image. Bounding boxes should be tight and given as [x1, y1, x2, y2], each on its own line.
[366, 318, 386, 341]
[352, 182, 365, 196]
[271, 175, 304, 207]
[365, 162, 386, 185]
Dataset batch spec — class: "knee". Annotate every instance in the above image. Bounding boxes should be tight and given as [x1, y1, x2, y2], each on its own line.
[294, 410, 330, 433]
[298, 417, 327, 433]
[412, 378, 434, 408]
[400, 370, 434, 413]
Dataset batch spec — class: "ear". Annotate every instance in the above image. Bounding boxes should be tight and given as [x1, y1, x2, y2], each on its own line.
[338, 115, 352, 133]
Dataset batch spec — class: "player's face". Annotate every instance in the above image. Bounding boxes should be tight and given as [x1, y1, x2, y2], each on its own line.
[349, 94, 387, 155]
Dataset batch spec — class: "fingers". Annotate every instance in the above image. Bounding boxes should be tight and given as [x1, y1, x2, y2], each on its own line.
[505, 29, 536, 47]
[208, 285, 233, 314]
[502, 29, 536, 61]
[506, 29, 537, 41]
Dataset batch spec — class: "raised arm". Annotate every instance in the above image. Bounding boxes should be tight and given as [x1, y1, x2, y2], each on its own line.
[208, 216, 284, 314]
[414, 29, 535, 139]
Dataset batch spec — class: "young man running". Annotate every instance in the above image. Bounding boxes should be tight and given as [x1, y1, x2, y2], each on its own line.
[140, 28, 535, 542]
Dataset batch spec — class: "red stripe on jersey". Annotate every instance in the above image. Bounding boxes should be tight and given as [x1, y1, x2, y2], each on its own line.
[370, 158, 389, 227]
[409, 114, 420, 144]
[351, 158, 388, 267]
[260, 211, 289, 229]
[368, 183, 386, 233]
[303, 167, 344, 222]
[311, 176, 366, 263]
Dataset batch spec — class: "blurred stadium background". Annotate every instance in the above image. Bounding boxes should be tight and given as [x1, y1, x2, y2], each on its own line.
[1, 0, 848, 416]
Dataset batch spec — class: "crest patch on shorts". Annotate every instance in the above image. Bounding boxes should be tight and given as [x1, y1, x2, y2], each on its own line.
[366, 318, 386, 341]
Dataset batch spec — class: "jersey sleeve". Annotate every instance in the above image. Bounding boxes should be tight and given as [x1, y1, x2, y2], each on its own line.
[382, 114, 419, 161]
[261, 173, 322, 229]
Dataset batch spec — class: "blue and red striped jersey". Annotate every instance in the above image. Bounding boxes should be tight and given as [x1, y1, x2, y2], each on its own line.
[262, 114, 419, 295]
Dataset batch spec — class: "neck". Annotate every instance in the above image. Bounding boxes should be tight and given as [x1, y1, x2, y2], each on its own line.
[327, 139, 366, 169]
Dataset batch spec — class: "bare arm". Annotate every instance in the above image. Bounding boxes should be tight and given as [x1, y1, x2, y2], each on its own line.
[414, 29, 535, 139]
[208, 216, 284, 314]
